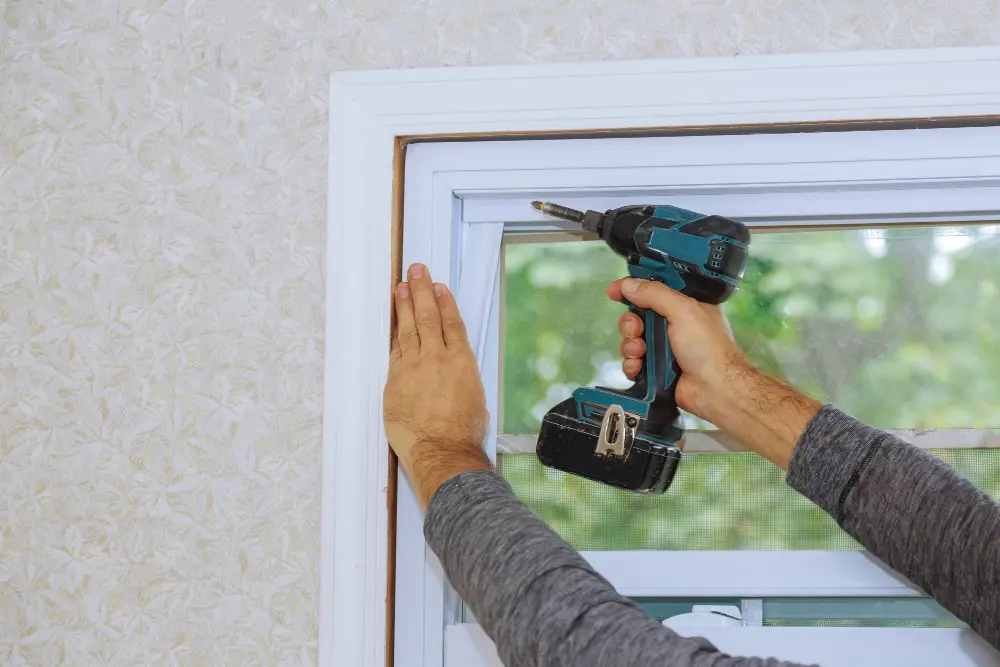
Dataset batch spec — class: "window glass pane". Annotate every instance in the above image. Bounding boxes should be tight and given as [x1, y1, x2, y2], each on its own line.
[499, 224, 1000, 551]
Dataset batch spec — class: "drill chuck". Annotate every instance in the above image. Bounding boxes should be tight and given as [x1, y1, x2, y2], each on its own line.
[531, 200, 584, 223]
[532, 201, 604, 234]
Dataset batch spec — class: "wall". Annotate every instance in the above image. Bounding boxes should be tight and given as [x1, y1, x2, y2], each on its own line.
[1, 0, 998, 664]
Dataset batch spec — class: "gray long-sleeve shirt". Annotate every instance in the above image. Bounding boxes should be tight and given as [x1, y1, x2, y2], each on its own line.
[423, 405, 1000, 667]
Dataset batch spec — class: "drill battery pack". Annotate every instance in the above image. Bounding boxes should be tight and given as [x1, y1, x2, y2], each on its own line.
[536, 397, 682, 494]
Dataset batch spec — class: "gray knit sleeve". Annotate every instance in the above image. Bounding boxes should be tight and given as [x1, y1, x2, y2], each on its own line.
[425, 470, 812, 667]
[787, 405, 1000, 648]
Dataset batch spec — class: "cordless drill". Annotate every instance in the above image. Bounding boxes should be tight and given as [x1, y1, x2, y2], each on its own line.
[532, 201, 751, 494]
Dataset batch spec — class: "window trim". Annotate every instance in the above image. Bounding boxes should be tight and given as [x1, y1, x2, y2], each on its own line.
[323, 47, 1000, 667]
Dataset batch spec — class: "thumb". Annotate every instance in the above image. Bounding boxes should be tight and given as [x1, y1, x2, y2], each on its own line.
[619, 277, 694, 320]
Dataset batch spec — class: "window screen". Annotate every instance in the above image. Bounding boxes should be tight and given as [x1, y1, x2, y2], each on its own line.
[499, 224, 1000, 551]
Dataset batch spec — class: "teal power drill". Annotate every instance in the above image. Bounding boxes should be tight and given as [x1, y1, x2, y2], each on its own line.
[533, 201, 751, 494]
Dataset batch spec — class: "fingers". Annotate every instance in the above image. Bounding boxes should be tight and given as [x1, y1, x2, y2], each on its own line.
[613, 283, 647, 382]
[618, 277, 694, 321]
[620, 337, 645, 360]
[395, 282, 419, 355]
[435, 283, 469, 349]
[607, 279, 626, 303]
[623, 358, 642, 379]
[618, 311, 643, 338]
[408, 264, 444, 349]
[620, 329, 645, 381]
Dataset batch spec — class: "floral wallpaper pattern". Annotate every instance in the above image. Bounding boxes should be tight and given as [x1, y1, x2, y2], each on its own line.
[1, 0, 998, 664]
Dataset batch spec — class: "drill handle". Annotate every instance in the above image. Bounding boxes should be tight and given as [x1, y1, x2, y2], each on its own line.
[626, 303, 683, 434]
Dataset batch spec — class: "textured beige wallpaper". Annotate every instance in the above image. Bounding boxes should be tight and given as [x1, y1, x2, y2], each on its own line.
[1, 0, 998, 664]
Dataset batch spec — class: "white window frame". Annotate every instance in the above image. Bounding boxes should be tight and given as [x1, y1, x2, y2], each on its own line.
[323, 47, 1000, 667]
[397, 128, 1000, 667]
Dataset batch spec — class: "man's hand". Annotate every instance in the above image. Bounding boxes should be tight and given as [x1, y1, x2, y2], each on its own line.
[384, 263, 492, 508]
[609, 277, 821, 469]
[609, 277, 747, 422]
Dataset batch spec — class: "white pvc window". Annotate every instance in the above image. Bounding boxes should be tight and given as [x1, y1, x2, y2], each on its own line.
[396, 127, 1000, 667]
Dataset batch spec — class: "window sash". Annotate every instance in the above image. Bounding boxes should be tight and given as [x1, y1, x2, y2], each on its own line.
[395, 125, 1000, 667]
[580, 551, 919, 598]
[443, 623, 1000, 667]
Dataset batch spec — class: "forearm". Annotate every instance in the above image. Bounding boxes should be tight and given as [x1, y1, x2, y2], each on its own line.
[786, 407, 1000, 647]
[698, 360, 821, 469]
[425, 470, 812, 667]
